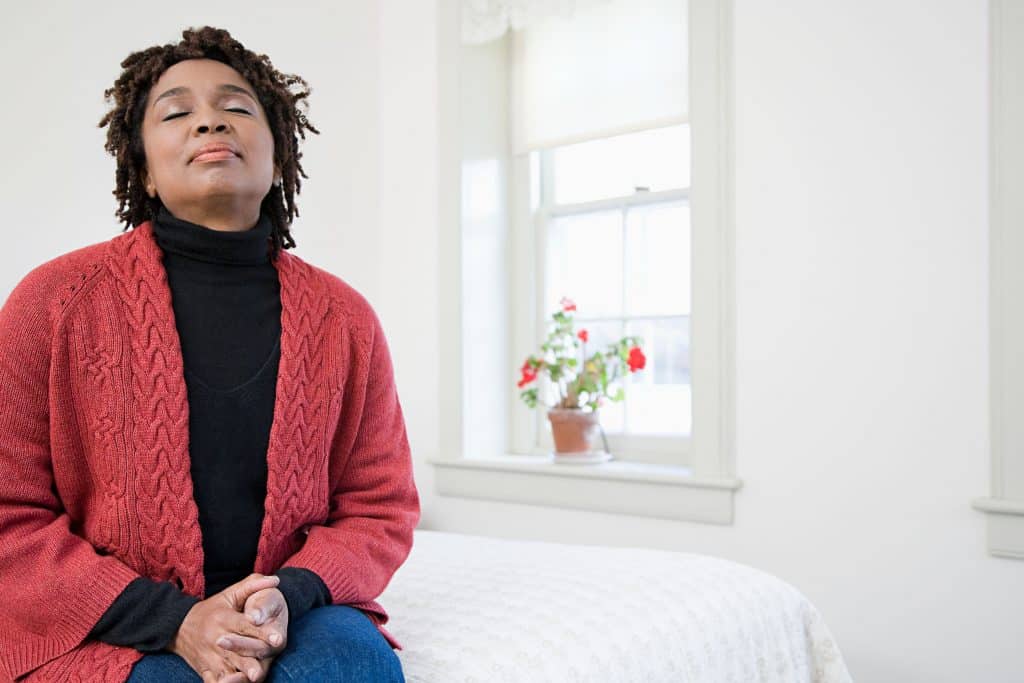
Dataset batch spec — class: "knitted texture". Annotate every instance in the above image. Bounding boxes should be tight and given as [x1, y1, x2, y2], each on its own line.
[0, 222, 420, 682]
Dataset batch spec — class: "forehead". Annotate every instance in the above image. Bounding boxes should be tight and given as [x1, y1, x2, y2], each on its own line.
[150, 58, 253, 96]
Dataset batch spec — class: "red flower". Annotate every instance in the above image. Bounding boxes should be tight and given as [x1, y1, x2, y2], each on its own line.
[518, 358, 539, 388]
[577, 329, 589, 343]
[560, 296, 577, 312]
[627, 346, 646, 372]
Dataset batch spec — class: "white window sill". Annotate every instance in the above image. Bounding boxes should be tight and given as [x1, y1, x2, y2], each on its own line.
[971, 498, 1024, 560]
[428, 454, 743, 524]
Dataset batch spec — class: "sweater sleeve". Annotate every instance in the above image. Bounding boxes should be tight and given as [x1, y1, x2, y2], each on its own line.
[279, 303, 420, 610]
[274, 567, 332, 631]
[88, 570, 329, 651]
[87, 577, 200, 652]
[0, 267, 142, 681]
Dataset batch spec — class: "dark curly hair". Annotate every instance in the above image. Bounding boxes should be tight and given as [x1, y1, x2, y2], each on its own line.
[98, 26, 319, 259]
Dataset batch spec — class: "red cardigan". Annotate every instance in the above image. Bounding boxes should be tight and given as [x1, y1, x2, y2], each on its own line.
[0, 222, 421, 682]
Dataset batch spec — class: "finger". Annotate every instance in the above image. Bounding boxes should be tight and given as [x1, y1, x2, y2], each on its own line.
[220, 575, 280, 611]
[233, 575, 280, 603]
[216, 633, 274, 660]
[227, 613, 285, 649]
[218, 673, 249, 683]
[262, 594, 285, 621]
[202, 672, 244, 683]
[236, 658, 272, 683]
[245, 590, 284, 626]
[219, 650, 263, 683]
[237, 574, 280, 595]
[243, 592, 271, 625]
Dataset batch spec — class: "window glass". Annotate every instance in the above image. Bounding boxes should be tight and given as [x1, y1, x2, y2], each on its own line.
[551, 124, 689, 205]
[624, 316, 691, 436]
[545, 210, 623, 318]
[626, 201, 690, 317]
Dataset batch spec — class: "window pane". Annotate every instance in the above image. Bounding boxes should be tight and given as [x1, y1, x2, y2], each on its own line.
[624, 317, 691, 436]
[626, 202, 690, 317]
[552, 124, 689, 205]
[545, 210, 623, 318]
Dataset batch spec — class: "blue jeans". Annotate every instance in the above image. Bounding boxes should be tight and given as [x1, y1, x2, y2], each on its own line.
[126, 605, 405, 683]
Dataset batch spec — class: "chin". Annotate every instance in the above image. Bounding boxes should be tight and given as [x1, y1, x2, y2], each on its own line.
[193, 177, 261, 199]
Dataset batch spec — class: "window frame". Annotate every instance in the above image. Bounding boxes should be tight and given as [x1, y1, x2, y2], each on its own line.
[526, 148, 693, 466]
[431, 0, 741, 524]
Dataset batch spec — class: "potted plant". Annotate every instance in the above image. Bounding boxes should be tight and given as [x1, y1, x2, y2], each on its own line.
[517, 296, 646, 463]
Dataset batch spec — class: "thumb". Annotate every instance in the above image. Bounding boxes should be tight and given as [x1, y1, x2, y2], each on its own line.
[221, 574, 280, 611]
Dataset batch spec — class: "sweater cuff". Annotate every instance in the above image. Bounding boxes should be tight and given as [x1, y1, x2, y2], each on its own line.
[274, 567, 332, 629]
[88, 577, 200, 653]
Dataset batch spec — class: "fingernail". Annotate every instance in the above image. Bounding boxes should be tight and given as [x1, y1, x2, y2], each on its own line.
[270, 633, 282, 646]
[216, 636, 230, 648]
[250, 610, 264, 624]
[249, 669, 259, 680]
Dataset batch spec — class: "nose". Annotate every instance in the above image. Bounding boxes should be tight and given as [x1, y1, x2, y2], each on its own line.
[195, 121, 230, 135]
[197, 122, 229, 134]
[193, 106, 231, 135]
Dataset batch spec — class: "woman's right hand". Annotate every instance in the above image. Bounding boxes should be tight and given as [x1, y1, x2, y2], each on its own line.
[167, 573, 284, 683]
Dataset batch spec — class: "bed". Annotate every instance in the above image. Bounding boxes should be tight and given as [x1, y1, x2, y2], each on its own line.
[379, 529, 854, 682]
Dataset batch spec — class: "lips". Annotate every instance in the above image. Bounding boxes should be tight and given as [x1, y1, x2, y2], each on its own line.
[190, 143, 240, 163]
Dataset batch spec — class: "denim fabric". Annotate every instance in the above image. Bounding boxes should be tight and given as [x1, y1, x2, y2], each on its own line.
[126, 605, 405, 683]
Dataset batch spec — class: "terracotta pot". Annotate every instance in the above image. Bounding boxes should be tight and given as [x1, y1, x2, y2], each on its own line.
[547, 408, 607, 454]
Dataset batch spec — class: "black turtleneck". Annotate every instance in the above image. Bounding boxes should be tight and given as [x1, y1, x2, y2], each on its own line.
[88, 207, 330, 653]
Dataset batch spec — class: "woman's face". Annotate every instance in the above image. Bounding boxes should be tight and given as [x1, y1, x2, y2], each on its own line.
[140, 58, 277, 224]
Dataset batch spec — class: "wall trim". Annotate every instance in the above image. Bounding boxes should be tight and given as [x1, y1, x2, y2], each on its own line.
[429, 455, 742, 524]
[974, 0, 1024, 559]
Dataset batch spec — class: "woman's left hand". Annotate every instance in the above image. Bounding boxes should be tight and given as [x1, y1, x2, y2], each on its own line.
[214, 585, 290, 682]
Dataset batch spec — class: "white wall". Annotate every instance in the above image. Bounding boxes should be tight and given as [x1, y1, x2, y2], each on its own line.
[3, 1, 1021, 682]
[407, 2, 1021, 682]
[0, 0, 382, 300]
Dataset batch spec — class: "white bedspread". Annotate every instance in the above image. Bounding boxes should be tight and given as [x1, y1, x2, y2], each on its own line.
[380, 529, 853, 682]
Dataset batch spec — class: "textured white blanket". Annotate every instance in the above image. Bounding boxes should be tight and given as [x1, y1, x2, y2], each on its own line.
[381, 529, 854, 682]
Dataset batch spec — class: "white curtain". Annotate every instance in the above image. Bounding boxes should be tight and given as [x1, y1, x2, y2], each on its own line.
[461, 0, 612, 46]
[477, 0, 688, 154]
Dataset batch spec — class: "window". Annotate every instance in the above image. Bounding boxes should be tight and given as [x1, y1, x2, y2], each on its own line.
[431, 0, 740, 523]
[532, 125, 693, 465]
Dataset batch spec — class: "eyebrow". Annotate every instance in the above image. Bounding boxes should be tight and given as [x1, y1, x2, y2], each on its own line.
[152, 84, 258, 108]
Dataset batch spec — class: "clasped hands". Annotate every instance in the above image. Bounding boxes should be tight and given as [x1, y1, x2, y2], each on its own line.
[168, 573, 290, 683]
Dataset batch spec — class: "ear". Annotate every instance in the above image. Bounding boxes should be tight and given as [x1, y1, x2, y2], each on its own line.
[273, 165, 282, 186]
[141, 168, 157, 198]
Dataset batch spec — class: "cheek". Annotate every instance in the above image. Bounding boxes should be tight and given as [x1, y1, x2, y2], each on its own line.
[257, 131, 276, 171]
[143, 132, 179, 178]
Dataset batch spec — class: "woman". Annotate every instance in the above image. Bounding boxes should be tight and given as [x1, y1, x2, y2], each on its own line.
[0, 26, 420, 683]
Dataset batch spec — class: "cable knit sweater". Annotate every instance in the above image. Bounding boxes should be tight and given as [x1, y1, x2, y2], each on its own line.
[87, 205, 331, 652]
[0, 220, 420, 682]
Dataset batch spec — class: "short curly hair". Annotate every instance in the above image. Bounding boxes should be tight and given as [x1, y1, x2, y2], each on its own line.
[98, 26, 319, 259]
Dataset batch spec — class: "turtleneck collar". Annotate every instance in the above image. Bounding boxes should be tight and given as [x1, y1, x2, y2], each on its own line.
[152, 205, 273, 265]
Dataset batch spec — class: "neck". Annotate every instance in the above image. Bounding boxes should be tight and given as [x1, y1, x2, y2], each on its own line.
[162, 200, 262, 233]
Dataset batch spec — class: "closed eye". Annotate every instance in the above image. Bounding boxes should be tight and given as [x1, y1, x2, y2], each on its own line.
[161, 108, 250, 122]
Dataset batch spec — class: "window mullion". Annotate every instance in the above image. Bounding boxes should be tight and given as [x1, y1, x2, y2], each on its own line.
[536, 149, 553, 449]
[621, 201, 630, 432]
